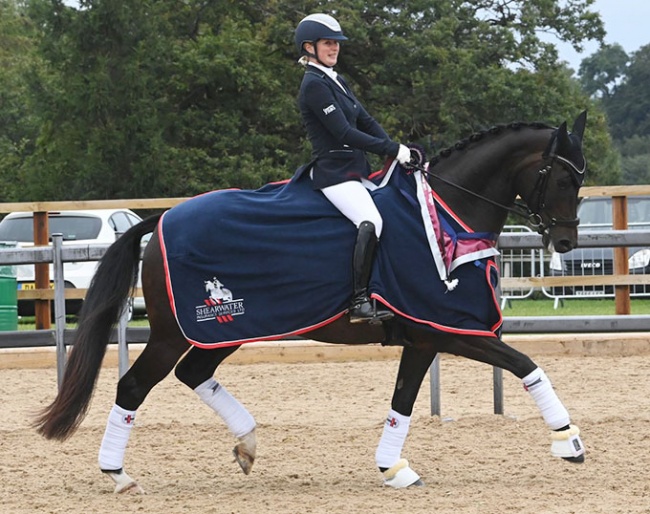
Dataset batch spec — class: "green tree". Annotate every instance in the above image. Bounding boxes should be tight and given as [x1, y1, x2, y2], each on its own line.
[0, 0, 45, 201]
[617, 135, 650, 184]
[605, 44, 650, 141]
[578, 43, 628, 99]
[12, 0, 617, 200]
[21, 0, 302, 200]
[577, 44, 650, 184]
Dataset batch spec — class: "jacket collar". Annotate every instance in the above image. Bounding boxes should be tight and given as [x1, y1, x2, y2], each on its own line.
[307, 62, 348, 93]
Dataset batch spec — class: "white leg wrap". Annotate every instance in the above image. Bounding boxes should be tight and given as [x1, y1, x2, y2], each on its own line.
[375, 409, 411, 469]
[194, 378, 256, 438]
[550, 424, 585, 459]
[98, 404, 136, 471]
[382, 459, 422, 488]
[522, 367, 570, 430]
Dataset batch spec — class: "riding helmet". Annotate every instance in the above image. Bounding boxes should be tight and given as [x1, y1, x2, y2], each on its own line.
[294, 13, 348, 54]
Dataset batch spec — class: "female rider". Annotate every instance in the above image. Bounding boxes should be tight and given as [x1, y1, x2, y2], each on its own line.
[295, 13, 411, 323]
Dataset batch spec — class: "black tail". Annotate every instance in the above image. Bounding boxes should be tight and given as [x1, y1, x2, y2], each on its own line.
[33, 213, 162, 440]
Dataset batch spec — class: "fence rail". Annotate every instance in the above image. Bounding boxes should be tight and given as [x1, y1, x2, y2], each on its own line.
[2, 221, 650, 415]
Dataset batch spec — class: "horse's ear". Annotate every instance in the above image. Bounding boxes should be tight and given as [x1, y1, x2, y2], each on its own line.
[571, 110, 587, 142]
[553, 121, 571, 156]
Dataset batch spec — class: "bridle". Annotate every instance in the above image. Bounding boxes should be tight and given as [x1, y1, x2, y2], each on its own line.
[525, 131, 586, 234]
[406, 134, 586, 236]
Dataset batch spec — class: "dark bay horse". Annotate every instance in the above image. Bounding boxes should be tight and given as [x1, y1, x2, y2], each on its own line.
[34, 112, 588, 493]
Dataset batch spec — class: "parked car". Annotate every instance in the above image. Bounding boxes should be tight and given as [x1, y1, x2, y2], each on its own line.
[0, 209, 147, 317]
[548, 196, 650, 296]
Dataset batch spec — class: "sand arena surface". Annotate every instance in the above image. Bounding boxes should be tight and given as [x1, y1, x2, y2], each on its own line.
[1, 351, 649, 513]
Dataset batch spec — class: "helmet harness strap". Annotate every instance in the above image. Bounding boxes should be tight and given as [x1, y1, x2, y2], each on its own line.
[302, 40, 331, 68]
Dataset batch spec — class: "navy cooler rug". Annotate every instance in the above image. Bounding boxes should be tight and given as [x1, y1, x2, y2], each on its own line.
[160, 163, 503, 348]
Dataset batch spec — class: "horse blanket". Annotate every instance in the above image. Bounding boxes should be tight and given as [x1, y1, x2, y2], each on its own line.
[160, 162, 503, 348]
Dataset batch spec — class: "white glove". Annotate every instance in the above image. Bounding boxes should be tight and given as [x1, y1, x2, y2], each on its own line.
[396, 144, 411, 165]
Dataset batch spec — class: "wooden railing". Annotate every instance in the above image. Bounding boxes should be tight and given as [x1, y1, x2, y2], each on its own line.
[3, 185, 650, 328]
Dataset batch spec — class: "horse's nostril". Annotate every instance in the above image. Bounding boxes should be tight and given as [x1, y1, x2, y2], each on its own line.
[555, 239, 574, 253]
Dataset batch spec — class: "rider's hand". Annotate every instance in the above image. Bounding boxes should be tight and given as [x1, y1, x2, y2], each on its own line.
[396, 144, 412, 165]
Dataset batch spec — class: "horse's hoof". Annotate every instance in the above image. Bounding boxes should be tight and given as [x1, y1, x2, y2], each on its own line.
[562, 454, 585, 464]
[115, 481, 145, 494]
[102, 468, 145, 494]
[233, 429, 256, 475]
[382, 459, 424, 488]
[550, 424, 585, 462]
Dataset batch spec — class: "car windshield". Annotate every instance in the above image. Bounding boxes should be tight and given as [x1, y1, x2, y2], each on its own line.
[0, 215, 102, 242]
[578, 197, 650, 231]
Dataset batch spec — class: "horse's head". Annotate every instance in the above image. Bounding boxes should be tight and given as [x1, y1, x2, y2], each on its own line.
[523, 111, 587, 253]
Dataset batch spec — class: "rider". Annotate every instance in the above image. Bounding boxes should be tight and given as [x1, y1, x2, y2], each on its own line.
[295, 13, 411, 323]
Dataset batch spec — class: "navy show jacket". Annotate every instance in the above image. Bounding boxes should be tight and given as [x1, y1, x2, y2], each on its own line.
[298, 66, 399, 189]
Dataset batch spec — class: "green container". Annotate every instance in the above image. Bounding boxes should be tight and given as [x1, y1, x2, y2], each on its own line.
[0, 242, 17, 331]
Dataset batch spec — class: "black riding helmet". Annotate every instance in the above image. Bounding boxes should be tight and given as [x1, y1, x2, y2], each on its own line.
[295, 13, 348, 66]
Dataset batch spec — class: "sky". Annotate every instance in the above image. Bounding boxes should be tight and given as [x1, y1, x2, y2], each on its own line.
[553, 0, 650, 70]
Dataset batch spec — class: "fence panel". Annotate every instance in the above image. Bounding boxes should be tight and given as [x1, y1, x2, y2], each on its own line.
[499, 225, 538, 308]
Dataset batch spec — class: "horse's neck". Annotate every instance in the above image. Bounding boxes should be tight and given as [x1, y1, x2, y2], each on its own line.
[431, 129, 548, 233]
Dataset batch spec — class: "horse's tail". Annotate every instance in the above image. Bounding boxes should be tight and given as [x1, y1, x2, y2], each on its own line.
[33, 213, 163, 441]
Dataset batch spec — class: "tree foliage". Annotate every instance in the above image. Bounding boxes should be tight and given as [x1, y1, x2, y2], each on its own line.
[577, 43, 650, 184]
[0, 0, 45, 201]
[578, 43, 628, 99]
[0, 0, 620, 201]
[604, 45, 650, 141]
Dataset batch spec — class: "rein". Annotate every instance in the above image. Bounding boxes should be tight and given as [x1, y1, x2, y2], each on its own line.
[406, 158, 579, 236]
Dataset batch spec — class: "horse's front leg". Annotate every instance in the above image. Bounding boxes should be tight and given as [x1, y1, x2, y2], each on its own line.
[376, 343, 435, 488]
[439, 334, 585, 463]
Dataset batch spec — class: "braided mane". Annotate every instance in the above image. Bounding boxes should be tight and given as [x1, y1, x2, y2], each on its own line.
[429, 121, 552, 167]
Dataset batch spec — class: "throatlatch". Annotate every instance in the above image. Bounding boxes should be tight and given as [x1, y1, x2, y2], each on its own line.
[349, 221, 393, 324]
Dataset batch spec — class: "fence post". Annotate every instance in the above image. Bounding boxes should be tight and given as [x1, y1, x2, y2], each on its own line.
[114, 231, 130, 379]
[34, 211, 51, 330]
[52, 234, 67, 388]
[493, 249, 505, 414]
[613, 196, 630, 314]
[493, 367, 503, 414]
[429, 354, 441, 416]
[118, 302, 129, 378]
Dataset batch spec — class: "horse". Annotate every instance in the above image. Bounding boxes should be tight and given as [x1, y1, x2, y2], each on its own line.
[34, 112, 588, 494]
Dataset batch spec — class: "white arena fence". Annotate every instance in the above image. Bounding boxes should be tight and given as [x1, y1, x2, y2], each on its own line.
[498, 225, 538, 308]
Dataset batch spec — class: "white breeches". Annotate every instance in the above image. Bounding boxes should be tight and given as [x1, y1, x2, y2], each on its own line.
[321, 181, 383, 237]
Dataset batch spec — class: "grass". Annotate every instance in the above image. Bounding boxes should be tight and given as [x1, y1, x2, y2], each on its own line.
[502, 297, 650, 316]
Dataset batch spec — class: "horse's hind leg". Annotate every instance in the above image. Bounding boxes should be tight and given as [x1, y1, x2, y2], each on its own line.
[438, 334, 585, 463]
[376, 344, 436, 488]
[99, 329, 190, 493]
[174, 346, 257, 475]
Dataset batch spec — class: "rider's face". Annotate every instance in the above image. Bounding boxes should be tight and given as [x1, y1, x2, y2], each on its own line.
[307, 39, 340, 67]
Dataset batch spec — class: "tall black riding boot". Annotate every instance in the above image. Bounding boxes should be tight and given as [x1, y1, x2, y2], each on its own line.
[349, 221, 394, 324]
